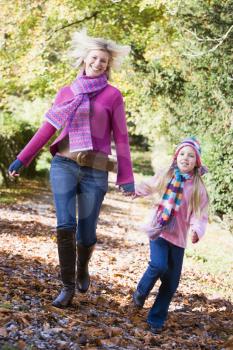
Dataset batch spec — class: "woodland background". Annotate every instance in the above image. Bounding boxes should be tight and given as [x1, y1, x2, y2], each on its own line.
[0, 1, 233, 349]
[0, 0, 233, 223]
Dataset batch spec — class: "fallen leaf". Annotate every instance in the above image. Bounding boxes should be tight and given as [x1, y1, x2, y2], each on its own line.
[0, 327, 7, 337]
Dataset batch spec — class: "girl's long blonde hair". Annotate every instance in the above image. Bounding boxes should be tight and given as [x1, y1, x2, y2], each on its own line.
[152, 167, 208, 217]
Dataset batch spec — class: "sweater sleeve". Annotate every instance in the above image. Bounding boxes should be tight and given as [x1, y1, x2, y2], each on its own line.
[135, 170, 166, 197]
[111, 92, 134, 185]
[17, 121, 57, 167]
[189, 187, 209, 239]
[16, 87, 71, 167]
[135, 175, 158, 197]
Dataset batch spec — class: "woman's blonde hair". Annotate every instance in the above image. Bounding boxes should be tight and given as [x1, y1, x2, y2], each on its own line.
[68, 28, 130, 78]
[151, 167, 208, 217]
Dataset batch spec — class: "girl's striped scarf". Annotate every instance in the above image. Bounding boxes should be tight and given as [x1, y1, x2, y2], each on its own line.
[146, 167, 191, 239]
[45, 74, 108, 152]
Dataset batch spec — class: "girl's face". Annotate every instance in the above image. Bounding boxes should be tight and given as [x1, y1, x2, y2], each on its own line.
[176, 146, 197, 173]
[84, 49, 109, 77]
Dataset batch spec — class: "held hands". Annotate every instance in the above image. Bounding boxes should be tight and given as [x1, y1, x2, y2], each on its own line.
[191, 230, 199, 244]
[119, 183, 135, 197]
[8, 159, 23, 177]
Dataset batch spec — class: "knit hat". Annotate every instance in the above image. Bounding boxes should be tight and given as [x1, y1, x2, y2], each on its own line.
[174, 136, 202, 167]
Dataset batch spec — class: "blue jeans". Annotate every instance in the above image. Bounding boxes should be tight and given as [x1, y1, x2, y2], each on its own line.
[137, 237, 184, 328]
[50, 155, 108, 247]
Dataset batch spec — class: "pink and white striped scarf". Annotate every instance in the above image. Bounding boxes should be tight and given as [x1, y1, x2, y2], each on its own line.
[45, 73, 108, 152]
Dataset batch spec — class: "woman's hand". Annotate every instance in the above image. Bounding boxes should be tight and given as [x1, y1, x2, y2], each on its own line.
[8, 159, 23, 177]
[119, 183, 135, 197]
[191, 230, 199, 244]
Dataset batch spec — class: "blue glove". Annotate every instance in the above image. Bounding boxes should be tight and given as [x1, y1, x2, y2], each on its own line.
[8, 159, 23, 174]
[119, 182, 135, 193]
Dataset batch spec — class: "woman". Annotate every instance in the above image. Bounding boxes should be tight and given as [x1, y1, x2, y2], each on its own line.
[8, 29, 134, 308]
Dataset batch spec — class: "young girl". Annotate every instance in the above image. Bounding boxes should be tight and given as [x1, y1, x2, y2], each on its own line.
[133, 137, 208, 334]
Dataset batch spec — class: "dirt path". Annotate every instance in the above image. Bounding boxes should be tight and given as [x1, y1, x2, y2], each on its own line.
[0, 178, 232, 350]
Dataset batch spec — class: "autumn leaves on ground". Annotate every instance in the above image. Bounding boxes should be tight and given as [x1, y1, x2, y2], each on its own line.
[0, 177, 232, 350]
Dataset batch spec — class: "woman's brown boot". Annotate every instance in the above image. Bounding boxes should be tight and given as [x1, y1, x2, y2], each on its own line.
[52, 228, 76, 308]
[76, 243, 95, 293]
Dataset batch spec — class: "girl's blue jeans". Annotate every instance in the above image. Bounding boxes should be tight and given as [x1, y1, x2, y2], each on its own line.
[137, 237, 184, 329]
[50, 155, 108, 247]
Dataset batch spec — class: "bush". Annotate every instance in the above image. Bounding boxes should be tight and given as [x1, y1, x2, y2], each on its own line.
[208, 131, 233, 218]
[0, 120, 36, 186]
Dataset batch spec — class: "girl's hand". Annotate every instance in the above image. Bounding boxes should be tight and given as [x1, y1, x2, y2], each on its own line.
[8, 159, 23, 178]
[135, 182, 153, 196]
[191, 231, 199, 244]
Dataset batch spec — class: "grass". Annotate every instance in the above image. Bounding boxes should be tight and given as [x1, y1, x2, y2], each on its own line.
[0, 179, 49, 205]
[131, 146, 154, 176]
[185, 220, 233, 300]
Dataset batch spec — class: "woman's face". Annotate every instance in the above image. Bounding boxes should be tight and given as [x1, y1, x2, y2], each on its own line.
[84, 49, 109, 77]
[176, 146, 197, 173]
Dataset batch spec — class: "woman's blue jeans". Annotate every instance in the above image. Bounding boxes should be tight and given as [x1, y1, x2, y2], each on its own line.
[137, 237, 184, 329]
[50, 155, 108, 247]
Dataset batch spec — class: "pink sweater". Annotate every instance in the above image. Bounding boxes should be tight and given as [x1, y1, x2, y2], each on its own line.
[17, 84, 134, 185]
[136, 174, 208, 248]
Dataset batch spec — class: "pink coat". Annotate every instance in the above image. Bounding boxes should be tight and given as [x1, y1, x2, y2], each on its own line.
[136, 174, 208, 248]
[17, 84, 134, 185]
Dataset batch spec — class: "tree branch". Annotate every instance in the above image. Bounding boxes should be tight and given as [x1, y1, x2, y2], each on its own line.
[166, 0, 182, 16]
[184, 28, 225, 43]
[183, 25, 233, 57]
[46, 11, 100, 41]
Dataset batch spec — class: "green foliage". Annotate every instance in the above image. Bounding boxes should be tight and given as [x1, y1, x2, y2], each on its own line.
[0, 118, 37, 186]
[0, 0, 232, 219]
[162, 0, 233, 216]
[208, 132, 233, 217]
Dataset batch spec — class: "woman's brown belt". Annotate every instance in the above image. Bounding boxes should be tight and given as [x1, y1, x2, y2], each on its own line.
[76, 151, 117, 172]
